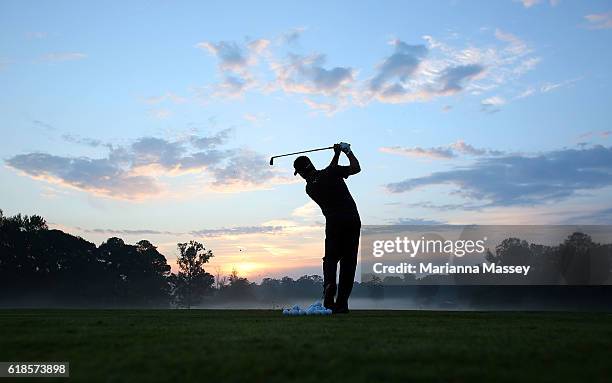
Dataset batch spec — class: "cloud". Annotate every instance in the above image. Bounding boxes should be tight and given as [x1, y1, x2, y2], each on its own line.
[519, 0, 541, 7]
[61, 134, 106, 148]
[584, 12, 612, 29]
[189, 128, 232, 149]
[6, 130, 284, 199]
[190, 225, 284, 237]
[450, 140, 503, 156]
[76, 224, 287, 238]
[26, 31, 48, 39]
[480, 95, 506, 113]
[366, 40, 484, 103]
[513, 57, 541, 76]
[209, 149, 279, 189]
[366, 31, 533, 104]
[386, 145, 612, 207]
[401, 201, 484, 211]
[516, 0, 558, 8]
[196, 38, 270, 98]
[380, 140, 503, 160]
[32, 119, 55, 131]
[213, 74, 255, 98]
[303, 98, 338, 115]
[437, 64, 485, 94]
[149, 108, 172, 119]
[242, 113, 270, 125]
[393, 217, 446, 225]
[513, 77, 580, 101]
[197, 41, 247, 71]
[41, 52, 87, 62]
[271, 53, 355, 96]
[515, 87, 536, 99]
[80, 227, 179, 236]
[380, 145, 454, 160]
[6, 153, 160, 199]
[291, 201, 322, 221]
[563, 207, 612, 225]
[194, 30, 539, 110]
[577, 130, 612, 141]
[541, 78, 580, 93]
[282, 27, 306, 45]
[143, 92, 187, 105]
[369, 40, 428, 92]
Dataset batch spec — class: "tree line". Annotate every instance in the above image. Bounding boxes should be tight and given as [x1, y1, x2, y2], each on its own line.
[1, 210, 611, 309]
[0, 210, 354, 307]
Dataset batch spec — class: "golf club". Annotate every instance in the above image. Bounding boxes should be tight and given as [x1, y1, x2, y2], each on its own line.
[269, 146, 334, 165]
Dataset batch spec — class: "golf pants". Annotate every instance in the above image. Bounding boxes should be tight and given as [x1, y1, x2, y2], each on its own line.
[323, 218, 361, 308]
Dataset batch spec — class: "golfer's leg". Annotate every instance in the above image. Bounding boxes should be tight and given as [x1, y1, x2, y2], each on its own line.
[336, 223, 360, 309]
[323, 235, 338, 308]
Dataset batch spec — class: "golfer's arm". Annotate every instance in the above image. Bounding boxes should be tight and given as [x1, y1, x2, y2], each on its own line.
[329, 150, 340, 167]
[346, 151, 361, 175]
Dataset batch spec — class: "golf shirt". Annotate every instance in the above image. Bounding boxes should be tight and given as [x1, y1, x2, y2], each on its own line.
[305, 165, 360, 223]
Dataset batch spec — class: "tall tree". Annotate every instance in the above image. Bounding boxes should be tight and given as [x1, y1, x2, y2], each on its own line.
[174, 241, 215, 308]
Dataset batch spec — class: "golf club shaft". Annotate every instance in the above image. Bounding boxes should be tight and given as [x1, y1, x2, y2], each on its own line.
[272, 146, 334, 160]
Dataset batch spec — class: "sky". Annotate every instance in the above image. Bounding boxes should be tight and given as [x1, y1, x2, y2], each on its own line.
[1, 0, 612, 281]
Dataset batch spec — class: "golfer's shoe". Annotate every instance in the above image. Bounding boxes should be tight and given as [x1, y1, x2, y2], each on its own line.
[332, 303, 349, 314]
[323, 283, 336, 309]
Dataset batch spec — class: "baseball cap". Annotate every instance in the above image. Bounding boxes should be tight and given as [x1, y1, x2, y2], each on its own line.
[293, 156, 313, 176]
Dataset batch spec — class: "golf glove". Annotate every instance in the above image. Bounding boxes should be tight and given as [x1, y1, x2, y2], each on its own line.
[339, 142, 351, 154]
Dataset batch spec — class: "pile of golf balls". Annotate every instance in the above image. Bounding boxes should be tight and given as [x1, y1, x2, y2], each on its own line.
[282, 301, 332, 316]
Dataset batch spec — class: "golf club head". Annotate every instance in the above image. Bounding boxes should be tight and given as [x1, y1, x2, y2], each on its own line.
[269, 157, 274, 165]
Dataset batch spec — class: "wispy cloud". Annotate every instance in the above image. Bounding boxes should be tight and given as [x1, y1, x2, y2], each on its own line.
[149, 108, 172, 119]
[243, 112, 269, 124]
[400, 200, 484, 211]
[380, 140, 503, 160]
[281, 27, 306, 45]
[512, 76, 581, 102]
[515, 87, 536, 99]
[270, 53, 355, 96]
[392, 217, 446, 225]
[380, 145, 454, 160]
[480, 95, 506, 113]
[32, 119, 56, 131]
[61, 134, 107, 148]
[541, 77, 581, 93]
[192, 28, 538, 112]
[190, 225, 284, 237]
[79, 227, 180, 236]
[196, 38, 270, 98]
[143, 92, 187, 105]
[291, 200, 322, 222]
[40, 52, 87, 62]
[516, 0, 559, 8]
[25, 31, 48, 39]
[76, 224, 286, 238]
[584, 12, 612, 30]
[578, 130, 612, 141]
[368, 40, 428, 93]
[303, 98, 339, 115]
[362, 30, 536, 105]
[6, 129, 288, 199]
[386, 145, 612, 207]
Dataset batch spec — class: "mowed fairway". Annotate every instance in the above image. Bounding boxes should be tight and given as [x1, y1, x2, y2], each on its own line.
[0, 310, 610, 382]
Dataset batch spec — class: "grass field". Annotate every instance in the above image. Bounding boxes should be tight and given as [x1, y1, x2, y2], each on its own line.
[0, 310, 610, 382]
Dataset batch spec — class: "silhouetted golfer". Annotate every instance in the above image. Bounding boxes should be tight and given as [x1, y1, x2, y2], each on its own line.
[294, 142, 361, 314]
